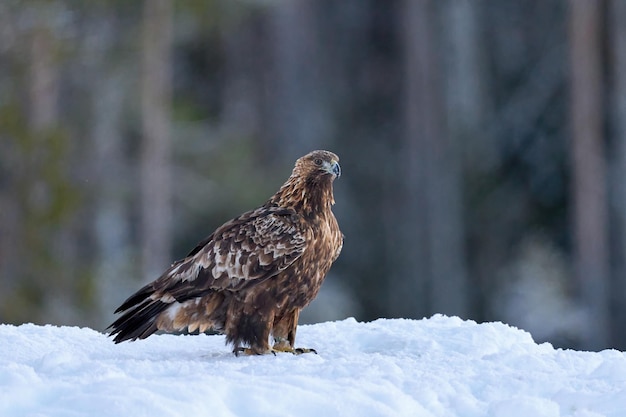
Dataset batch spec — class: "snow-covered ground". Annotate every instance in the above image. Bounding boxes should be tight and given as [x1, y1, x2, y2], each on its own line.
[1, 315, 626, 417]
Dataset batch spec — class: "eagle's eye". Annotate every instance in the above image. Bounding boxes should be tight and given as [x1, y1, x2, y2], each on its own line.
[314, 158, 323, 166]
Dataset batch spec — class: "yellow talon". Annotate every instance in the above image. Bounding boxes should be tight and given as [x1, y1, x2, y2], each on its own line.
[234, 347, 276, 356]
[293, 347, 317, 354]
[234, 345, 317, 356]
[272, 342, 317, 354]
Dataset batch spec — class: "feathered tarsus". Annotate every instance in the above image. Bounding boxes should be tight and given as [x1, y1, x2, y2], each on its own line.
[108, 150, 343, 355]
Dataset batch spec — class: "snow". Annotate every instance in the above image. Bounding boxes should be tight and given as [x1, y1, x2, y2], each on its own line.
[1, 315, 626, 417]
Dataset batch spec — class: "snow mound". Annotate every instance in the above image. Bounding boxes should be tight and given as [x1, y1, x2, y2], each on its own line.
[1, 315, 626, 417]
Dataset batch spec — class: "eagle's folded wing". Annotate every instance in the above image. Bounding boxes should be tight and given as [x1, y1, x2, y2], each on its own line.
[114, 207, 309, 313]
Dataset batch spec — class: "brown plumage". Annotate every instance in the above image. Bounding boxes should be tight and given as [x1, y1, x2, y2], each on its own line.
[107, 150, 343, 355]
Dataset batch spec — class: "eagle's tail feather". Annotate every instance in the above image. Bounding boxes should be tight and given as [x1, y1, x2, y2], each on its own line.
[108, 296, 170, 343]
[114, 285, 154, 314]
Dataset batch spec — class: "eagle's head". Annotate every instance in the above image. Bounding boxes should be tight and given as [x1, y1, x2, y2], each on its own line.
[293, 150, 341, 182]
[271, 150, 341, 211]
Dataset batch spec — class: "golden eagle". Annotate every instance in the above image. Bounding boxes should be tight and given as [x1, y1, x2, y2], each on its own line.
[108, 150, 343, 355]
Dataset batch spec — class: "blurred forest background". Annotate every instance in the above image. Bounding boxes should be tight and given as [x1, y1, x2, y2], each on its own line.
[1, 0, 625, 351]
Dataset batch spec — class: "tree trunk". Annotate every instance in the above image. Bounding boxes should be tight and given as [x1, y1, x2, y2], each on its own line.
[29, 15, 58, 132]
[568, 0, 609, 349]
[266, 0, 326, 161]
[141, 0, 173, 281]
[88, 10, 134, 325]
[608, 0, 626, 349]
[399, 0, 468, 318]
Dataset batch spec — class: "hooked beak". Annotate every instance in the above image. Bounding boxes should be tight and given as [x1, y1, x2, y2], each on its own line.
[329, 160, 341, 178]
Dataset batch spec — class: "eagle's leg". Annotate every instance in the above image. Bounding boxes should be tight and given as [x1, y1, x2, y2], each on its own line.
[231, 308, 275, 355]
[272, 309, 317, 355]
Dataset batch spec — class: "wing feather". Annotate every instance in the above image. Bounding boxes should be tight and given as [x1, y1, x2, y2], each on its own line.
[149, 206, 309, 303]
